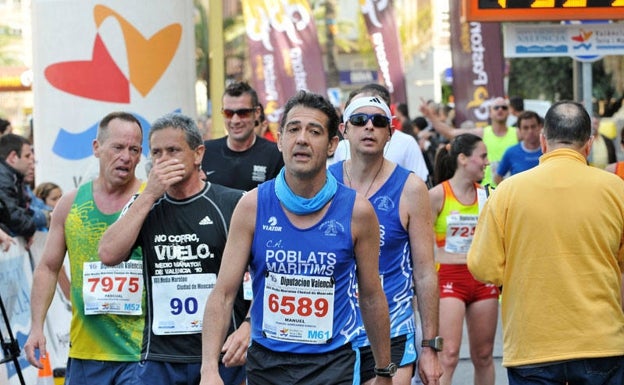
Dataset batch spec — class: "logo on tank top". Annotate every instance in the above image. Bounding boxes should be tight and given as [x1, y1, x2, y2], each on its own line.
[372, 195, 394, 212]
[319, 220, 344, 236]
[263, 216, 283, 232]
[199, 216, 213, 225]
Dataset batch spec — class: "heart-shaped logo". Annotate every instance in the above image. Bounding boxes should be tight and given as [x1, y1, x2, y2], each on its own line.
[44, 33, 130, 103]
[94, 5, 181, 97]
[44, 5, 181, 103]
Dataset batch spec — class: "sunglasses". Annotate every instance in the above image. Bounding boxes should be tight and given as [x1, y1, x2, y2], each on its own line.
[493, 105, 508, 111]
[348, 113, 390, 128]
[221, 108, 256, 119]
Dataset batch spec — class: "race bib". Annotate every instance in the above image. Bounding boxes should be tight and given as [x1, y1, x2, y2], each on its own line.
[444, 214, 478, 254]
[151, 273, 216, 335]
[83, 260, 143, 315]
[262, 272, 334, 344]
[243, 271, 253, 301]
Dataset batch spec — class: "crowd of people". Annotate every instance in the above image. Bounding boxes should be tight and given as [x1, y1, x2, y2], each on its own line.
[0, 81, 620, 385]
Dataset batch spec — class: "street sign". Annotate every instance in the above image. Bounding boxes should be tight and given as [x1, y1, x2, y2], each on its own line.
[503, 22, 624, 58]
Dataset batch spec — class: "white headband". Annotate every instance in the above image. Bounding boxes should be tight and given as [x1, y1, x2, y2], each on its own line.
[343, 96, 393, 124]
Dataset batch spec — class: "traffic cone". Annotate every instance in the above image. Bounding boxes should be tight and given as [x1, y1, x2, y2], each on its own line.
[36, 353, 54, 385]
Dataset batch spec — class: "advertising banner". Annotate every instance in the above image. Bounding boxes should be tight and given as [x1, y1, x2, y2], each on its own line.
[0, 234, 70, 385]
[449, 1, 505, 126]
[360, 0, 407, 104]
[504, 22, 624, 58]
[32, 0, 196, 192]
[243, 0, 327, 129]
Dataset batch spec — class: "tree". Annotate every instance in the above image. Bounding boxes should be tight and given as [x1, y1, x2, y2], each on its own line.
[508, 57, 574, 101]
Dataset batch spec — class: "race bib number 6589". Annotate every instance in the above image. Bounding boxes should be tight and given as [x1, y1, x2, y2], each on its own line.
[262, 272, 334, 344]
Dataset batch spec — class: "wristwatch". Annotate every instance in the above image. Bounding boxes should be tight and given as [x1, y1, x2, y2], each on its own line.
[374, 362, 398, 377]
[421, 336, 444, 352]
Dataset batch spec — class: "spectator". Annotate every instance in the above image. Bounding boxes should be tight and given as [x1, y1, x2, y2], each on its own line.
[605, 126, 624, 179]
[588, 114, 616, 169]
[395, 102, 411, 132]
[507, 96, 524, 127]
[0, 197, 15, 251]
[0, 133, 37, 238]
[34, 182, 63, 210]
[254, 103, 276, 142]
[406, 116, 438, 181]
[420, 97, 518, 188]
[468, 101, 624, 384]
[23, 174, 54, 232]
[197, 114, 212, 141]
[0, 118, 13, 135]
[493, 110, 543, 185]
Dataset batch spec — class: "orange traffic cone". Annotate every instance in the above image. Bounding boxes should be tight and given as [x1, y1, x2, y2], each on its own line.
[36, 353, 54, 385]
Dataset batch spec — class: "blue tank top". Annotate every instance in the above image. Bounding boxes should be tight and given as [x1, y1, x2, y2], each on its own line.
[329, 162, 415, 346]
[250, 179, 361, 353]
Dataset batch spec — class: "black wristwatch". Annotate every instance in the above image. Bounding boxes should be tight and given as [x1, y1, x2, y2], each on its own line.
[374, 362, 398, 377]
[421, 336, 444, 352]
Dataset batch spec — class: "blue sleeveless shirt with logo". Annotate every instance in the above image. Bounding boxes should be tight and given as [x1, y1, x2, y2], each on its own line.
[249, 179, 361, 353]
[329, 163, 416, 347]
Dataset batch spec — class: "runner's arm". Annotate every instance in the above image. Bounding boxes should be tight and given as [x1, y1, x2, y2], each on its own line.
[200, 191, 255, 385]
[352, 195, 392, 381]
[99, 158, 185, 265]
[405, 176, 442, 383]
[23, 190, 74, 367]
[419, 99, 483, 140]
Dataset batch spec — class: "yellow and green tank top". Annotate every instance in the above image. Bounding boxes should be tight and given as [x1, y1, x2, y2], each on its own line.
[434, 181, 479, 254]
[65, 181, 144, 361]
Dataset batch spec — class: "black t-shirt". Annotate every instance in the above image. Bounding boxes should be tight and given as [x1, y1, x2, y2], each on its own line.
[202, 136, 284, 191]
[133, 182, 247, 363]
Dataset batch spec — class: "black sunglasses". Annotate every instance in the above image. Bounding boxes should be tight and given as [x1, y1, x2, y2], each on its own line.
[348, 113, 390, 128]
[221, 108, 256, 119]
[492, 105, 508, 111]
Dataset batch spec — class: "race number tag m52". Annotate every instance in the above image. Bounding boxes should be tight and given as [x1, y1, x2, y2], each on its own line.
[83, 260, 143, 315]
[151, 273, 216, 335]
[262, 272, 334, 344]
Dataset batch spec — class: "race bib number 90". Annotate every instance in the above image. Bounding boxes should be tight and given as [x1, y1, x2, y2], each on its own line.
[262, 272, 334, 344]
[151, 273, 216, 335]
[83, 261, 143, 315]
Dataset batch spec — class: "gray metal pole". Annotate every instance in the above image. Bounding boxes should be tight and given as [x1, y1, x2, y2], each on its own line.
[582, 61, 592, 115]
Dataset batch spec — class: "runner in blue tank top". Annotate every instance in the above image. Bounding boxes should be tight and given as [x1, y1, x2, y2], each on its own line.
[201, 91, 395, 385]
[329, 92, 442, 385]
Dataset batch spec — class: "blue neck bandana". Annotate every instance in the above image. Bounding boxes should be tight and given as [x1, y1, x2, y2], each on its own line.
[274, 167, 338, 215]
